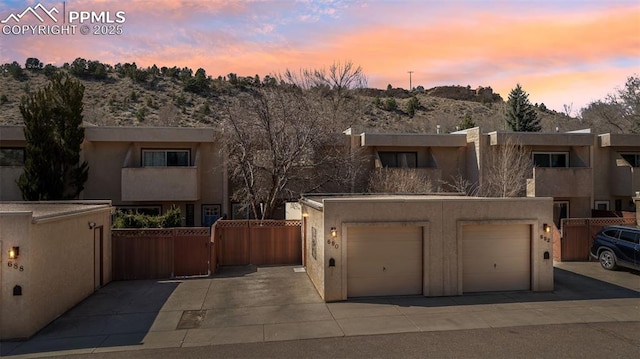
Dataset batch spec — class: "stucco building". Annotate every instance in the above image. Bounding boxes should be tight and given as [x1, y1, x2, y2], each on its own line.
[1, 125, 639, 223]
[0, 126, 227, 226]
[350, 127, 640, 228]
[0, 201, 112, 339]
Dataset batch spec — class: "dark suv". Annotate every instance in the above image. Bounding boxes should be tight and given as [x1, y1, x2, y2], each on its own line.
[590, 225, 640, 271]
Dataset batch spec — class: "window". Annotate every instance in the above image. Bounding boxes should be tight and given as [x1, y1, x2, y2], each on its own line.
[594, 201, 610, 210]
[602, 229, 619, 239]
[142, 150, 190, 167]
[620, 153, 640, 167]
[0, 147, 25, 166]
[231, 203, 251, 219]
[533, 152, 568, 167]
[378, 152, 417, 168]
[618, 230, 639, 244]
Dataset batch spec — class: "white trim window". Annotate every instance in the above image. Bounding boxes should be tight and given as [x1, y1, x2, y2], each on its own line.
[142, 149, 190, 167]
[620, 153, 640, 167]
[533, 152, 569, 168]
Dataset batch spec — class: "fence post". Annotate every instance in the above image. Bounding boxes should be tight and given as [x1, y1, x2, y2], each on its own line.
[248, 220, 252, 265]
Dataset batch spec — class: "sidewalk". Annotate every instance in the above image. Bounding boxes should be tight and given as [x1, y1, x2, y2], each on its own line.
[1, 262, 638, 358]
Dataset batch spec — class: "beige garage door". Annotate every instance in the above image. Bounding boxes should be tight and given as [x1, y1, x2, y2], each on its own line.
[462, 224, 531, 293]
[347, 226, 422, 297]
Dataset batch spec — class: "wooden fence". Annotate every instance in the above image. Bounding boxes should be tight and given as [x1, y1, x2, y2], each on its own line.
[557, 217, 637, 261]
[112, 227, 211, 280]
[213, 220, 302, 266]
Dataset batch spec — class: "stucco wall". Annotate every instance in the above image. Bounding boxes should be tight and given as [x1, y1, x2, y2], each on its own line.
[0, 207, 111, 340]
[303, 206, 325, 300]
[0, 213, 31, 339]
[593, 145, 612, 203]
[303, 196, 553, 302]
[82, 141, 129, 202]
[430, 147, 466, 186]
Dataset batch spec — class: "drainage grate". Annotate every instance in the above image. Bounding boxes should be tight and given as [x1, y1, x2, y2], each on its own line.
[176, 310, 207, 330]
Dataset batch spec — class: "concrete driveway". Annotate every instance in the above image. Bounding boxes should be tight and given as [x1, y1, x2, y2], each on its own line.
[1, 262, 638, 358]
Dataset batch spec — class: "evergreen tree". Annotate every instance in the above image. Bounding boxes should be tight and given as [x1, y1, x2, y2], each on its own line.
[505, 84, 541, 132]
[459, 114, 476, 130]
[18, 74, 89, 200]
[406, 96, 420, 117]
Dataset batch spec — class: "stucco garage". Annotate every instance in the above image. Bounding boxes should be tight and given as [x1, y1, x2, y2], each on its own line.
[300, 195, 554, 302]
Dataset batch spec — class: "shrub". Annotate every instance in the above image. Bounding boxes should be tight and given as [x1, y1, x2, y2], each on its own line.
[112, 205, 183, 228]
[383, 98, 398, 111]
[406, 96, 420, 117]
[135, 106, 148, 122]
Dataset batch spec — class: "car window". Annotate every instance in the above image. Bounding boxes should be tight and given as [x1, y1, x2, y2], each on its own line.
[602, 229, 619, 239]
[618, 230, 639, 244]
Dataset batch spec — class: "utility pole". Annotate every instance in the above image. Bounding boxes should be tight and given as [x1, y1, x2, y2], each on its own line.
[408, 71, 414, 90]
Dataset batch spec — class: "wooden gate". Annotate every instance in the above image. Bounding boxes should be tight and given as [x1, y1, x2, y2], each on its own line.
[213, 220, 302, 266]
[559, 217, 637, 261]
[174, 228, 211, 276]
[112, 228, 210, 280]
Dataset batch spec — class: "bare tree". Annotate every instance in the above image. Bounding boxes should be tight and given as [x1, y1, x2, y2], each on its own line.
[563, 102, 573, 117]
[442, 173, 479, 196]
[222, 63, 368, 219]
[581, 75, 640, 134]
[284, 61, 367, 127]
[368, 168, 435, 193]
[482, 138, 532, 197]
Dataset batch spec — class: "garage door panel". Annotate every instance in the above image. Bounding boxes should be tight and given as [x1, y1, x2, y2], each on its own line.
[464, 271, 530, 292]
[348, 274, 422, 297]
[462, 224, 530, 293]
[347, 225, 423, 297]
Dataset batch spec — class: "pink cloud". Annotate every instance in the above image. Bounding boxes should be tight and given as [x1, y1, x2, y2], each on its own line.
[1, 1, 637, 113]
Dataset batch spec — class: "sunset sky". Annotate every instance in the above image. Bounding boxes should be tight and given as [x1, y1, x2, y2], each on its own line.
[1, 0, 638, 113]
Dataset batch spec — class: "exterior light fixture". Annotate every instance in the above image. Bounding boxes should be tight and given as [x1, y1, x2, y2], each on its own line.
[88, 221, 96, 229]
[8, 246, 19, 260]
[330, 227, 337, 238]
[543, 224, 551, 233]
[302, 212, 309, 218]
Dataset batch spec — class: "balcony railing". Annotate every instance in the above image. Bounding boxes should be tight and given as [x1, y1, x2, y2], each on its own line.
[526, 167, 592, 198]
[121, 167, 199, 201]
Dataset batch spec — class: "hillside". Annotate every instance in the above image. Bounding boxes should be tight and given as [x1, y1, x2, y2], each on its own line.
[0, 63, 583, 133]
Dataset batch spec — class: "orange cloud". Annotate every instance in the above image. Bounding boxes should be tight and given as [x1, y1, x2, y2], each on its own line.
[1, 1, 637, 113]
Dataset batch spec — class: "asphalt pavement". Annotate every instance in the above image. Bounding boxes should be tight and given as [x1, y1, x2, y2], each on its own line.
[1, 261, 638, 358]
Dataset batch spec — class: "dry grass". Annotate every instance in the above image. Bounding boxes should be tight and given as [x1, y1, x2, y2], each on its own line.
[0, 70, 580, 132]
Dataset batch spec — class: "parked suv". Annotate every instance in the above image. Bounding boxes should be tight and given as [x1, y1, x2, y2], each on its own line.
[590, 225, 640, 271]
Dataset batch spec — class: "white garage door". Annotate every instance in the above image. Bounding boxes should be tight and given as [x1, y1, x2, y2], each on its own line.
[347, 226, 423, 297]
[462, 224, 531, 293]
